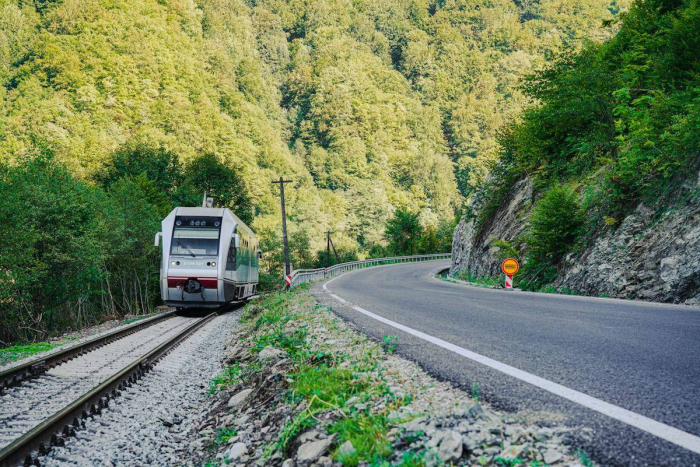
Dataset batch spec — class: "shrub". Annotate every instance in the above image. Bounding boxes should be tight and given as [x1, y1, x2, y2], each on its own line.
[518, 185, 583, 291]
[527, 185, 583, 265]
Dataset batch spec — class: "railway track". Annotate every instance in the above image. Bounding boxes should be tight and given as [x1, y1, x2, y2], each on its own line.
[0, 312, 218, 467]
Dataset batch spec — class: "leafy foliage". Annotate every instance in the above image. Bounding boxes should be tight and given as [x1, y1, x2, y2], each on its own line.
[469, 0, 700, 290]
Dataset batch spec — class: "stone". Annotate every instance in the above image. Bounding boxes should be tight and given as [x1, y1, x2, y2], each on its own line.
[227, 442, 248, 461]
[258, 346, 285, 361]
[437, 430, 463, 462]
[317, 456, 333, 467]
[544, 449, 565, 465]
[536, 427, 554, 441]
[297, 436, 334, 463]
[298, 430, 320, 443]
[402, 417, 428, 433]
[498, 444, 525, 460]
[228, 389, 253, 409]
[345, 396, 360, 406]
[282, 459, 295, 467]
[337, 440, 356, 458]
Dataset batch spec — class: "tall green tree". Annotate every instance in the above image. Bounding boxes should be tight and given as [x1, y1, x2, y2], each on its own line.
[385, 210, 423, 256]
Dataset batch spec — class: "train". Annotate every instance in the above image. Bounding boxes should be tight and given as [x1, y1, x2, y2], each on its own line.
[155, 201, 260, 310]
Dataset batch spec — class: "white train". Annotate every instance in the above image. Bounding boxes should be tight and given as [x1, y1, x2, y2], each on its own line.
[155, 204, 260, 310]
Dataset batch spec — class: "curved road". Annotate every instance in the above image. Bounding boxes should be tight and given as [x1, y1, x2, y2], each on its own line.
[312, 260, 700, 467]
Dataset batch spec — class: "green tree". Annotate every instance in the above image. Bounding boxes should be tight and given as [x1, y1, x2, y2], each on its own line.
[177, 154, 253, 224]
[385, 210, 423, 256]
[0, 153, 110, 343]
[526, 185, 584, 265]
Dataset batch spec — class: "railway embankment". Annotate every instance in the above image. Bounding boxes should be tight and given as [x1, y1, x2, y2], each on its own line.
[195, 289, 588, 466]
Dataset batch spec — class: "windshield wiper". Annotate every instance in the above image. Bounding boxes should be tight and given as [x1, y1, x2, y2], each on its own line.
[177, 240, 196, 257]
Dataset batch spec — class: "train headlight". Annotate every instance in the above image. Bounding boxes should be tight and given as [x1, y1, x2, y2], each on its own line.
[211, 261, 217, 267]
[171, 261, 176, 266]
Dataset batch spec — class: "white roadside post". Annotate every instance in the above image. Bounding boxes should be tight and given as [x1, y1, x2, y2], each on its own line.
[501, 258, 519, 290]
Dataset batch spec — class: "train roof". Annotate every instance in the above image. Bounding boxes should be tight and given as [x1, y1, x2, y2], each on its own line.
[170, 207, 257, 240]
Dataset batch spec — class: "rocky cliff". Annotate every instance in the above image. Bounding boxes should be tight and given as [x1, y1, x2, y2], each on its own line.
[451, 178, 533, 278]
[451, 175, 700, 305]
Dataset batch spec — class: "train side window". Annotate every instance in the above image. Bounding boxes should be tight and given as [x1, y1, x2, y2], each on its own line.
[226, 239, 236, 271]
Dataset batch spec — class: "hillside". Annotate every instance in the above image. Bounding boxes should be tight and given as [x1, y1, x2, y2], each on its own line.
[0, 0, 627, 342]
[451, 0, 700, 303]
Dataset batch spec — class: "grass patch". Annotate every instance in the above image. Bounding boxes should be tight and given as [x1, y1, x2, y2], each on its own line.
[0, 342, 62, 366]
[290, 365, 369, 409]
[123, 315, 150, 325]
[216, 289, 417, 465]
[448, 271, 501, 288]
[539, 285, 577, 295]
[211, 427, 238, 447]
[328, 413, 393, 466]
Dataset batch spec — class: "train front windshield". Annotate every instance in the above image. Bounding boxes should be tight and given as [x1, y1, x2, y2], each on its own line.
[171, 217, 222, 257]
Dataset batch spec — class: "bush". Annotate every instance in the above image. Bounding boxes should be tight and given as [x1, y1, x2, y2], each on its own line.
[517, 185, 583, 291]
[527, 185, 584, 264]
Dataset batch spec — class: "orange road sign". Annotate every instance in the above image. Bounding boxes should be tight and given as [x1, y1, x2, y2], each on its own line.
[501, 258, 519, 275]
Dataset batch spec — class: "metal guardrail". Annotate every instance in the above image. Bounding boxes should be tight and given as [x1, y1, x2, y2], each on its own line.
[290, 253, 452, 286]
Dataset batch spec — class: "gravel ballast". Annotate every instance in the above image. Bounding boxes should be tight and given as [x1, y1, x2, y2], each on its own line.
[39, 312, 239, 466]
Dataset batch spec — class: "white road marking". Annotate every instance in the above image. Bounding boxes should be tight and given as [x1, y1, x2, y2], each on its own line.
[322, 274, 700, 455]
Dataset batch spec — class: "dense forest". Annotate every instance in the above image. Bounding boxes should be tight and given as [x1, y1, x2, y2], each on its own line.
[0, 0, 627, 342]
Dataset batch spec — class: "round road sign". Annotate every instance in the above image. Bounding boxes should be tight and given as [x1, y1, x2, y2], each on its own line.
[501, 258, 519, 275]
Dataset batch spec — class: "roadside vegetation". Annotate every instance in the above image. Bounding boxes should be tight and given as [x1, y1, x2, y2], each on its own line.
[206, 289, 412, 466]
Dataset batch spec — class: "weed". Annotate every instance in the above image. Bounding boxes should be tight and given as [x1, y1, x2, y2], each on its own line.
[328, 413, 393, 466]
[495, 457, 526, 466]
[208, 363, 243, 393]
[575, 449, 594, 467]
[211, 427, 238, 447]
[0, 342, 62, 365]
[382, 335, 398, 354]
[123, 316, 149, 325]
[396, 451, 426, 467]
[451, 271, 501, 288]
[471, 381, 480, 401]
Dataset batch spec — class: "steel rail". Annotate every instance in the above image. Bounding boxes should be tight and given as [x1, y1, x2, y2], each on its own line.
[0, 312, 218, 467]
[0, 311, 176, 392]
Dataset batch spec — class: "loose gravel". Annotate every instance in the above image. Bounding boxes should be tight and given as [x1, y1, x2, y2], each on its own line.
[0, 316, 195, 450]
[40, 311, 239, 466]
[0, 309, 171, 373]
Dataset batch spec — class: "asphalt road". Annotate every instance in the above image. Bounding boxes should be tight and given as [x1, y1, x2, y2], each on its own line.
[312, 260, 700, 467]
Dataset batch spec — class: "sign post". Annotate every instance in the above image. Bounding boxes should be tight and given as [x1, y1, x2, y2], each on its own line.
[501, 258, 519, 290]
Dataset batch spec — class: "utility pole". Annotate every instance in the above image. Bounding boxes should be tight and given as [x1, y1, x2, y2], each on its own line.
[326, 231, 340, 265]
[330, 236, 340, 264]
[272, 177, 293, 282]
[326, 231, 331, 268]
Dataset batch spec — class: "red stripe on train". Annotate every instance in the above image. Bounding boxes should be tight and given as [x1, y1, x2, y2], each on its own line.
[167, 277, 218, 288]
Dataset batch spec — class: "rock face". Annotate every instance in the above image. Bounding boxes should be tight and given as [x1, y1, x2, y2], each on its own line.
[553, 200, 700, 303]
[451, 178, 533, 278]
[451, 174, 700, 304]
